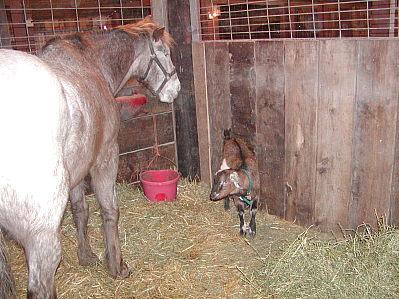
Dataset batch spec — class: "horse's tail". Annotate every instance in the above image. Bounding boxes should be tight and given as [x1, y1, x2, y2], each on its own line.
[0, 229, 16, 299]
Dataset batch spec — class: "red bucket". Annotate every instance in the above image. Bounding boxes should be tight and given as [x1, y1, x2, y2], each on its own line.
[140, 169, 179, 202]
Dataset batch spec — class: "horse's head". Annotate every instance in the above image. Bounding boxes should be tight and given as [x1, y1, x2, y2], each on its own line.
[136, 27, 181, 103]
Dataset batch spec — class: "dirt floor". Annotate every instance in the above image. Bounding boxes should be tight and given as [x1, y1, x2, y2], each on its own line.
[6, 180, 331, 298]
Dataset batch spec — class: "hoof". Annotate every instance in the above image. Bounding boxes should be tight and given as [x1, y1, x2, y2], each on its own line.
[118, 261, 131, 279]
[109, 260, 131, 279]
[246, 228, 256, 238]
[78, 250, 100, 266]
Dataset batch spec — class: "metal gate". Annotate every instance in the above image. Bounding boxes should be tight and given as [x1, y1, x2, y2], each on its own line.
[0, 0, 151, 52]
[198, 0, 399, 40]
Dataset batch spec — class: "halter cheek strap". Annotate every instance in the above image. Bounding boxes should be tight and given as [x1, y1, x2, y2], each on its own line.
[137, 40, 176, 97]
[114, 39, 176, 97]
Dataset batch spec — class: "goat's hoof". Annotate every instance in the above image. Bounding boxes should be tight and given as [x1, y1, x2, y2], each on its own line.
[247, 229, 256, 238]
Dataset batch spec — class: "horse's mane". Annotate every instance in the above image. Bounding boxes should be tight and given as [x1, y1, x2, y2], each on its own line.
[42, 17, 173, 51]
[117, 17, 174, 47]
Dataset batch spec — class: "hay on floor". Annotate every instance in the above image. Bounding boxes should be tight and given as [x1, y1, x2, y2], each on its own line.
[6, 180, 399, 298]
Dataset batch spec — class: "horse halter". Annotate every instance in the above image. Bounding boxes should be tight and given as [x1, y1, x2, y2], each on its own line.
[137, 40, 177, 97]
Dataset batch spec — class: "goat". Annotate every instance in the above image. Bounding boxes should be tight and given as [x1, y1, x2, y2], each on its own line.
[210, 131, 259, 237]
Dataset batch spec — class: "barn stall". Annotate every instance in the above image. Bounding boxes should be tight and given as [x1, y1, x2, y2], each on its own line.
[194, 0, 399, 231]
[2, 0, 399, 298]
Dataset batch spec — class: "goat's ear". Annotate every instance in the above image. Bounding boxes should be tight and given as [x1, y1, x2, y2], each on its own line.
[153, 27, 165, 41]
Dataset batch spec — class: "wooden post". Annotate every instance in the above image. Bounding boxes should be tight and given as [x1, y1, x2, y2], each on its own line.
[167, 0, 200, 179]
[151, 0, 169, 29]
[0, 0, 11, 48]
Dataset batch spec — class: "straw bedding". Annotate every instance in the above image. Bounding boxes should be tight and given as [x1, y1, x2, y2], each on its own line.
[6, 180, 399, 298]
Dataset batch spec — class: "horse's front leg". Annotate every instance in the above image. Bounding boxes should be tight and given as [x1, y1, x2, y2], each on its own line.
[70, 181, 99, 266]
[90, 145, 130, 279]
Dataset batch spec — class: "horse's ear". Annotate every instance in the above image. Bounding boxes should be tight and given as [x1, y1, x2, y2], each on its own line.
[144, 15, 153, 22]
[153, 27, 165, 41]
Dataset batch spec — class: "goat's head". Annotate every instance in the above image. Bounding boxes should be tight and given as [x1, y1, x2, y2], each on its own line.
[210, 169, 243, 201]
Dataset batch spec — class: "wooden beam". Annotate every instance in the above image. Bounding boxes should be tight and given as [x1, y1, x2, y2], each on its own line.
[0, 0, 11, 48]
[189, 0, 201, 42]
[151, 0, 169, 29]
[167, 0, 200, 179]
[255, 40, 285, 217]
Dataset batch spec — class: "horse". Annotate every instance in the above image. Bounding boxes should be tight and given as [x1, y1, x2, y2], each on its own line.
[210, 131, 259, 237]
[0, 17, 180, 298]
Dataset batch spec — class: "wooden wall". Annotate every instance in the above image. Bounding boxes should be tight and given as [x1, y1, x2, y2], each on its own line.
[193, 39, 399, 231]
[116, 83, 177, 184]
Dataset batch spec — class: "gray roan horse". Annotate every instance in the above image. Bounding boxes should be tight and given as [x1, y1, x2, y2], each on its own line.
[0, 18, 180, 298]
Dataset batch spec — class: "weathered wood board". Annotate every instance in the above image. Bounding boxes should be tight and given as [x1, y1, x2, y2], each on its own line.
[229, 42, 257, 148]
[284, 41, 319, 226]
[350, 40, 399, 228]
[205, 42, 232, 175]
[255, 41, 285, 216]
[314, 40, 357, 230]
[192, 42, 211, 183]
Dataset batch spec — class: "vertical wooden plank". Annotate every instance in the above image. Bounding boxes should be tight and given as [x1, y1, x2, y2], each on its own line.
[351, 40, 399, 228]
[284, 41, 318, 226]
[390, 43, 399, 225]
[229, 42, 257, 148]
[255, 41, 285, 217]
[315, 40, 357, 230]
[206, 42, 232, 175]
[390, 89, 399, 224]
[192, 42, 211, 184]
[167, 0, 200, 179]
[151, 0, 169, 29]
[0, 0, 11, 48]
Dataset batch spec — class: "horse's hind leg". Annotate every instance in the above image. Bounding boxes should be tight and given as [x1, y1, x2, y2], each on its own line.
[90, 146, 130, 279]
[26, 230, 61, 299]
[70, 181, 99, 266]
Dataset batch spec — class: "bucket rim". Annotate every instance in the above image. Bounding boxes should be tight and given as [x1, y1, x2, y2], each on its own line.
[140, 169, 180, 186]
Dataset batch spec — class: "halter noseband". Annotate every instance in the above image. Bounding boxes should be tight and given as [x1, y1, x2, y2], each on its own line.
[137, 40, 177, 97]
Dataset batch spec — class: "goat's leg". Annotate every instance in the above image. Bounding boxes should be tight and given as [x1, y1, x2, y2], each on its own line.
[235, 199, 245, 236]
[90, 145, 130, 279]
[26, 231, 61, 299]
[70, 181, 99, 266]
[224, 196, 230, 211]
[248, 199, 258, 237]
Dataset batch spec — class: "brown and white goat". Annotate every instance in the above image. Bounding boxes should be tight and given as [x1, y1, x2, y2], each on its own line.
[210, 131, 259, 237]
